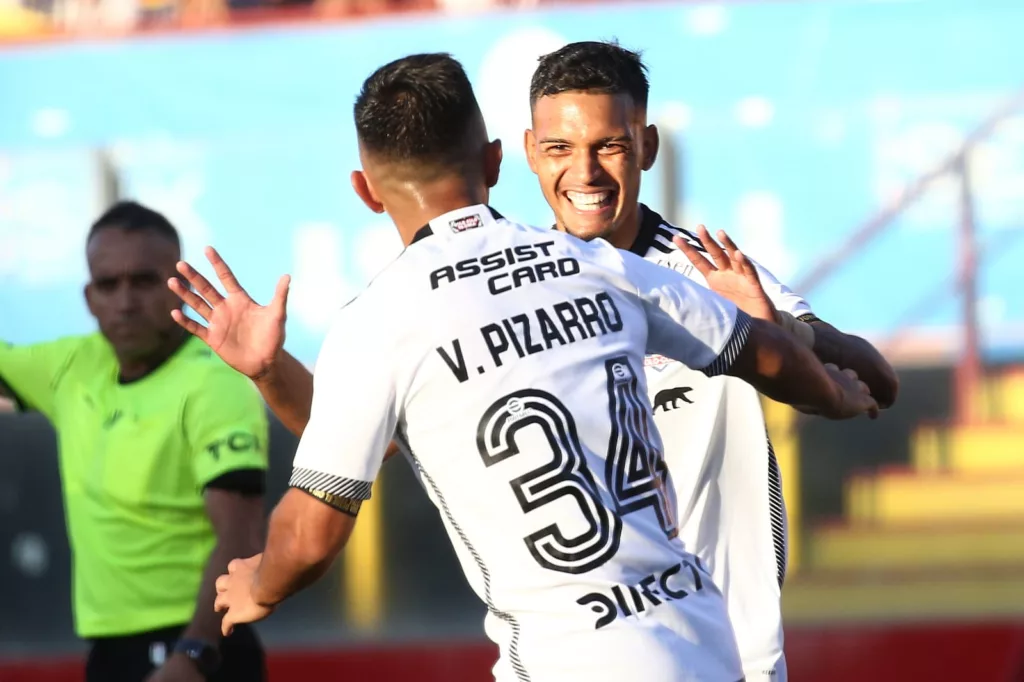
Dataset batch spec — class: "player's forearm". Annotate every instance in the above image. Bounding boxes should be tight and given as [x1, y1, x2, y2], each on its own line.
[728, 318, 842, 415]
[253, 350, 314, 437]
[250, 488, 354, 607]
[809, 320, 899, 408]
[255, 351, 403, 457]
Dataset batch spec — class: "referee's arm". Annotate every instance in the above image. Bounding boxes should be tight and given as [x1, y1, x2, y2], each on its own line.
[184, 483, 265, 644]
[181, 371, 269, 648]
[0, 339, 75, 416]
[0, 383, 15, 412]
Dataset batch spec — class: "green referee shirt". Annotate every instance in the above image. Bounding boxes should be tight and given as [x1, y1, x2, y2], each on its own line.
[0, 333, 269, 638]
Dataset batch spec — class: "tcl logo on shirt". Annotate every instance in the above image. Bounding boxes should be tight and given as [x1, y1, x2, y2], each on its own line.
[205, 431, 262, 459]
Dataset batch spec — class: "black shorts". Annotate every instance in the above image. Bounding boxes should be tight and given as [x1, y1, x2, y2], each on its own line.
[85, 623, 265, 682]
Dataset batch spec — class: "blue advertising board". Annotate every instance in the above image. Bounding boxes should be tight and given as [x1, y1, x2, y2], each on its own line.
[1, 0, 1022, 362]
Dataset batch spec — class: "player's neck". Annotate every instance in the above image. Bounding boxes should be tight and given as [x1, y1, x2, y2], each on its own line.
[387, 179, 490, 246]
[606, 203, 643, 251]
[116, 327, 190, 384]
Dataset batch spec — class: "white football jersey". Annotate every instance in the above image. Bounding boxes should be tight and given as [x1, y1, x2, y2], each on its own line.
[630, 205, 813, 682]
[291, 205, 751, 682]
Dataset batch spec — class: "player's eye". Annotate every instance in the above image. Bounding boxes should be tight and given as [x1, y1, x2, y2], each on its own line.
[543, 144, 570, 154]
[93, 278, 117, 292]
[599, 143, 628, 154]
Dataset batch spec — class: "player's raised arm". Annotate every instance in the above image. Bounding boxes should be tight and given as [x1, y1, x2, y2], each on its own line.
[724, 317, 879, 419]
[168, 247, 314, 436]
[674, 227, 899, 409]
[213, 294, 399, 635]
[622, 251, 878, 420]
[169, 249, 404, 464]
[798, 316, 899, 408]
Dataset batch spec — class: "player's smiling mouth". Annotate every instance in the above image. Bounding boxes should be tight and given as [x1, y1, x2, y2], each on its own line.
[565, 190, 615, 213]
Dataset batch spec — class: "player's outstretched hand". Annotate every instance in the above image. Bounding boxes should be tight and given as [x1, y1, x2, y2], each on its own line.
[672, 226, 777, 322]
[168, 246, 290, 381]
[213, 554, 275, 637]
[796, 364, 880, 420]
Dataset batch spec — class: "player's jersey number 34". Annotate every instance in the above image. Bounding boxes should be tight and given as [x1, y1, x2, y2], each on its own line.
[477, 355, 675, 575]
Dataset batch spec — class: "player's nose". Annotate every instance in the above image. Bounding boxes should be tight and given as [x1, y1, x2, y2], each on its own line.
[567, 149, 607, 185]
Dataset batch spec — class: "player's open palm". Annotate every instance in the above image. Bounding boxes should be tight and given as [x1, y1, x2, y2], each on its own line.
[673, 225, 777, 322]
[168, 246, 290, 380]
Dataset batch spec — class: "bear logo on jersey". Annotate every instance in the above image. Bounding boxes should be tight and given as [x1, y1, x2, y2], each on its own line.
[653, 386, 694, 412]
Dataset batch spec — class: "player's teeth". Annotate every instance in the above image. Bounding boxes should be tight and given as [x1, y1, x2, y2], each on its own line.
[567, 192, 610, 209]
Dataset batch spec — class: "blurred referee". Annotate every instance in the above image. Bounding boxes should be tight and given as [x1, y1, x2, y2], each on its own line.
[0, 202, 268, 682]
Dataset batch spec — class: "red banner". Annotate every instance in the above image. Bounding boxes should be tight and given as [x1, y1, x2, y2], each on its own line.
[3, 622, 1024, 682]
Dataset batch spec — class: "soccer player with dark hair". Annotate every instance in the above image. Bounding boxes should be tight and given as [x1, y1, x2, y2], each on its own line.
[0, 201, 268, 682]
[525, 40, 899, 682]
[182, 53, 878, 682]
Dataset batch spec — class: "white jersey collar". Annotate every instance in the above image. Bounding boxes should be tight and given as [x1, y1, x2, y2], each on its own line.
[411, 204, 504, 244]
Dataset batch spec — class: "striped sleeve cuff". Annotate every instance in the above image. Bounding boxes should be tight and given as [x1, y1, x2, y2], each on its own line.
[289, 467, 373, 501]
[700, 310, 753, 377]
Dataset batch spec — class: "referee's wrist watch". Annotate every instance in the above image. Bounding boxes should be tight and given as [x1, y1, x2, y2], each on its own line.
[173, 638, 221, 677]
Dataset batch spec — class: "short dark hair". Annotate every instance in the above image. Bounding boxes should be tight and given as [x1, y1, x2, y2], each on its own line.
[530, 41, 649, 110]
[354, 53, 485, 174]
[88, 200, 180, 249]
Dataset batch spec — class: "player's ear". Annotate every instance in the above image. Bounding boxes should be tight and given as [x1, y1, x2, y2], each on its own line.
[524, 128, 539, 174]
[351, 170, 384, 214]
[642, 124, 660, 171]
[484, 138, 503, 189]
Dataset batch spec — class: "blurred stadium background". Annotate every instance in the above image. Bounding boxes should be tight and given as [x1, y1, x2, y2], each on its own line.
[2, 0, 1023, 679]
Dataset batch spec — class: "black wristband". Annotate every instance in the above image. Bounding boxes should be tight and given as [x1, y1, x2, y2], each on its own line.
[797, 313, 822, 325]
[173, 638, 221, 676]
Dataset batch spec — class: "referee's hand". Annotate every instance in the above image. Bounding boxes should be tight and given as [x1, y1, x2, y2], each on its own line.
[214, 555, 275, 636]
[168, 246, 290, 381]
